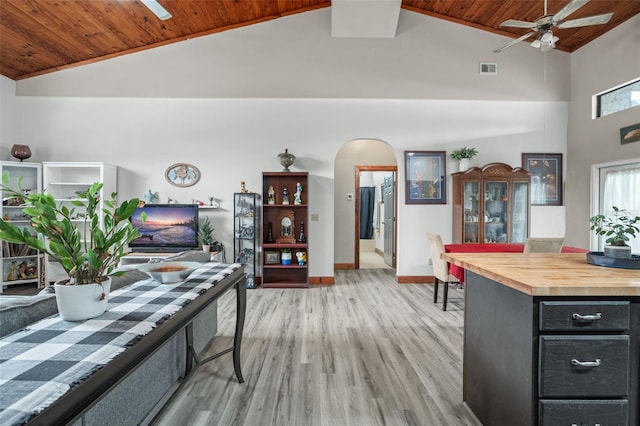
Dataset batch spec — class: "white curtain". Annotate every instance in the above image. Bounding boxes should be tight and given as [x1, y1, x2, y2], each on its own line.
[602, 167, 640, 253]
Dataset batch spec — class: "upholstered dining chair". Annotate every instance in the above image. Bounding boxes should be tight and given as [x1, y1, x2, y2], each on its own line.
[427, 232, 461, 311]
[523, 237, 565, 253]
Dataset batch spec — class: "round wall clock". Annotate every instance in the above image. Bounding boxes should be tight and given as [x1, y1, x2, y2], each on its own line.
[165, 163, 200, 187]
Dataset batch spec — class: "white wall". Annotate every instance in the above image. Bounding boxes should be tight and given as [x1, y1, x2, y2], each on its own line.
[0, 77, 20, 157]
[1, 8, 576, 278]
[566, 14, 640, 249]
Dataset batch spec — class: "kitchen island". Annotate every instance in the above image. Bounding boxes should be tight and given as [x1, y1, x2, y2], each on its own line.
[442, 253, 640, 426]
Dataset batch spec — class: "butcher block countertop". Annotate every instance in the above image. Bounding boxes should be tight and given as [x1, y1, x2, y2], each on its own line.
[442, 253, 640, 297]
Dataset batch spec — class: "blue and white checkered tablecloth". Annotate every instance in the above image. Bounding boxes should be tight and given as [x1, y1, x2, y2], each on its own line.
[0, 262, 241, 426]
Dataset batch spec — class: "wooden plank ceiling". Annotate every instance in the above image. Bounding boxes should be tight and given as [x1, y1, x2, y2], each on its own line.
[1, 0, 638, 81]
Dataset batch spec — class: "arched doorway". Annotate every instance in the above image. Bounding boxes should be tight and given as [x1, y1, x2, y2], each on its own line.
[334, 139, 397, 270]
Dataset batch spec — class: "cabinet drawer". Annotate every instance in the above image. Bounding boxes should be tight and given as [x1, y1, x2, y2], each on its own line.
[540, 301, 630, 331]
[539, 335, 629, 397]
[539, 399, 628, 426]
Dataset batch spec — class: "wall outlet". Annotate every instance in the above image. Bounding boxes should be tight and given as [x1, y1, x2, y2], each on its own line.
[311, 213, 319, 221]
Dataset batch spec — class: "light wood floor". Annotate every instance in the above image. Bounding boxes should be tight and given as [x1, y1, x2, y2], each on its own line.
[359, 251, 392, 269]
[154, 270, 480, 426]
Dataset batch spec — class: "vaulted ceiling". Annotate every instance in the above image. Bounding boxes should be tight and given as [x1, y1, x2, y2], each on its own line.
[1, 0, 638, 81]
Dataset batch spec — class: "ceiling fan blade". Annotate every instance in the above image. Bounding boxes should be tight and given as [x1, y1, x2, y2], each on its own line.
[557, 13, 613, 29]
[141, 0, 172, 20]
[493, 31, 537, 53]
[552, 0, 590, 24]
[500, 19, 538, 29]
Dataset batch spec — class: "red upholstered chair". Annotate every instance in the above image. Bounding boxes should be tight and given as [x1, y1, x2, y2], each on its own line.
[427, 232, 460, 311]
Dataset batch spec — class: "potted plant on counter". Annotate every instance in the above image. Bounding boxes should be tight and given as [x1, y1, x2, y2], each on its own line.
[589, 206, 640, 259]
[0, 172, 142, 321]
[450, 147, 478, 172]
[198, 216, 215, 252]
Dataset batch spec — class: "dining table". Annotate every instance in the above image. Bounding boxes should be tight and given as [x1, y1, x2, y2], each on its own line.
[444, 243, 589, 283]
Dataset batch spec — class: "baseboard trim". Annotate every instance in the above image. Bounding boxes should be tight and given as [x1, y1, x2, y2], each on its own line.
[397, 275, 435, 284]
[309, 276, 335, 285]
[334, 263, 354, 270]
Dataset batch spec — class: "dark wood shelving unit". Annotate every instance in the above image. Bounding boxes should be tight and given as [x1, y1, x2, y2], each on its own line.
[261, 172, 308, 288]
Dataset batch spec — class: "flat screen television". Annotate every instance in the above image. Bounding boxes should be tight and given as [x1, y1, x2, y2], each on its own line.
[129, 204, 199, 253]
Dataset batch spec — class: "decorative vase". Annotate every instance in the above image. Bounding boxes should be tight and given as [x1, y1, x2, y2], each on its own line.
[11, 144, 32, 162]
[297, 221, 306, 243]
[278, 148, 295, 172]
[54, 278, 111, 321]
[604, 245, 632, 259]
[281, 251, 292, 265]
[459, 158, 470, 172]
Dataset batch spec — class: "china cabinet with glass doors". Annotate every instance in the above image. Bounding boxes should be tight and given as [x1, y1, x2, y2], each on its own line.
[452, 163, 530, 244]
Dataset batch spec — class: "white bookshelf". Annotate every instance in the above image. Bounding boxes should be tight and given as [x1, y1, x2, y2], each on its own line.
[1, 161, 44, 292]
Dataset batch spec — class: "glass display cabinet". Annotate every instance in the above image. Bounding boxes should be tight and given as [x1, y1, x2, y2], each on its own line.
[234, 192, 259, 289]
[1, 161, 44, 292]
[452, 163, 530, 244]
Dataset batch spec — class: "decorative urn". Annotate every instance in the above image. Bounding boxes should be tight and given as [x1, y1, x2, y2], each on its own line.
[278, 148, 295, 172]
[11, 144, 32, 162]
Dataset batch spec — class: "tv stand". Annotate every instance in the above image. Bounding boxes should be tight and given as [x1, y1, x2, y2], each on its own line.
[121, 251, 223, 266]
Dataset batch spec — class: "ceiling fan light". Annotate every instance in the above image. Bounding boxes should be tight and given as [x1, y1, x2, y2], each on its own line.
[531, 39, 542, 48]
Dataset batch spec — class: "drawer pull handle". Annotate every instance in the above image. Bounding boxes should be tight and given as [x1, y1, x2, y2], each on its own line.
[572, 312, 602, 322]
[571, 358, 601, 368]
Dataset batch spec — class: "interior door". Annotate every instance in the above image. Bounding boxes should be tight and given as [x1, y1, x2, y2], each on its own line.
[383, 175, 395, 267]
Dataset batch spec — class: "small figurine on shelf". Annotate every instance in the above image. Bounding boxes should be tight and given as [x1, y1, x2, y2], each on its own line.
[144, 189, 158, 205]
[18, 261, 28, 280]
[208, 196, 220, 208]
[26, 259, 36, 278]
[167, 197, 174, 204]
[266, 222, 274, 243]
[6, 261, 18, 281]
[240, 181, 249, 193]
[268, 185, 275, 205]
[297, 221, 306, 243]
[282, 187, 290, 205]
[294, 182, 303, 205]
[296, 251, 307, 265]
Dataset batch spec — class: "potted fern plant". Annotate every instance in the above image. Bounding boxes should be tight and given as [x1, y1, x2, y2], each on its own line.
[450, 147, 478, 171]
[589, 206, 640, 259]
[0, 172, 142, 320]
[198, 216, 215, 252]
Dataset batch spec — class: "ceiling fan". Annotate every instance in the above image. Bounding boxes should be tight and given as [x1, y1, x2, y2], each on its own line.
[493, 0, 613, 53]
[141, 0, 172, 21]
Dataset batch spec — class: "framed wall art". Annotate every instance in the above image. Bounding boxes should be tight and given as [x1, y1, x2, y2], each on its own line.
[620, 123, 640, 145]
[165, 163, 201, 187]
[264, 251, 281, 265]
[404, 151, 446, 204]
[522, 153, 563, 206]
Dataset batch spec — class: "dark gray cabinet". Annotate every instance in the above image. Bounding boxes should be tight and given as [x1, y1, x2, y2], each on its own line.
[464, 272, 639, 426]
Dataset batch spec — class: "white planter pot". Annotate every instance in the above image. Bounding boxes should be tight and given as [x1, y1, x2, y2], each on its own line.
[54, 277, 111, 321]
[604, 245, 632, 259]
[459, 158, 470, 172]
[281, 252, 292, 265]
[202, 244, 211, 253]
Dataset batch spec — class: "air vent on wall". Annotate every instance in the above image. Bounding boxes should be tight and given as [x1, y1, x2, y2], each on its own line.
[479, 62, 498, 75]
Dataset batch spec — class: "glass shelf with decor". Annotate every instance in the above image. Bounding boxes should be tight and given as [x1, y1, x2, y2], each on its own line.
[452, 163, 530, 244]
[234, 192, 260, 289]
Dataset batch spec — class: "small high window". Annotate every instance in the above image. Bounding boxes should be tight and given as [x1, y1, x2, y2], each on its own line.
[595, 78, 640, 118]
